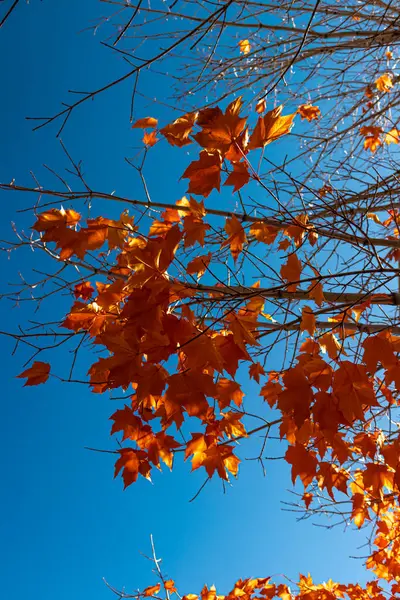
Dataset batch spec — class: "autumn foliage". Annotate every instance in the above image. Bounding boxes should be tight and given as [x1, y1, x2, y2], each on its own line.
[5, 0, 400, 597]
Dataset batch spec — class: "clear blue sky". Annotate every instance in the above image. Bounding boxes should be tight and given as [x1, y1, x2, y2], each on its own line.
[0, 2, 368, 599]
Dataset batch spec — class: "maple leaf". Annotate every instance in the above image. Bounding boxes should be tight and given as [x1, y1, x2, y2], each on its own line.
[183, 214, 210, 248]
[361, 126, 383, 153]
[280, 254, 302, 291]
[110, 406, 150, 442]
[165, 371, 214, 419]
[249, 362, 265, 383]
[182, 150, 222, 197]
[216, 378, 244, 409]
[319, 332, 343, 360]
[278, 366, 313, 427]
[362, 464, 394, 499]
[260, 380, 282, 408]
[143, 584, 161, 597]
[146, 432, 180, 470]
[307, 281, 324, 307]
[160, 112, 197, 147]
[298, 104, 321, 122]
[219, 411, 247, 439]
[221, 215, 247, 262]
[199, 445, 240, 480]
[298, 354, 332, 392]
[132, 117, 158, 128]
[333, 361, 378, 423]
[17, 361, 51, 386]
[194, 98, 247, 156]
[214, 333, 250, 377]
[32, 207, 81, 231]
[285, 443, 318, 487]
[248, 106, 295, 149]
[363, 332, 397, 373]
[186, 252, 212, 279]
[317, 462, 348, 500]
[74, 281, 94, 300]
[385, 128, 400, 144]
[114, 448, 152, 488]
[375, 74, 393, 92]
[164, 580, 177, 594]
[250, 221, 280, 245]
[143, 130, 158, 147]
[312, 391, 344, 433]
[300, 306, 316, 336]
[238, 39, 251, 54]
[224, 162, 250, 192]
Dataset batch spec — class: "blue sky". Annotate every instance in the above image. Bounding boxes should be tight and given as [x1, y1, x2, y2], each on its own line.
[0, 2, 369, 599]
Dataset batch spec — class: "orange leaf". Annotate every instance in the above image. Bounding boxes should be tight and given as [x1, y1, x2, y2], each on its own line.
[249, 362, 265, 383]
[132, 117, 158, 128]
[183, 214, 210, 248]
[361, 125, 383, 153]
[219, 411, 247, 439]
[222, 214, 247, 261]
[164, 580, 177, 594]
[333, 361, 377, 423]
[114, 448, 152, 488]
[216, 378, 244, 409]
[143, 584, 161, 597]
[17, 361, 51, 386]
[74, 281, 95, 300]
[143, 130, 158, 147]
[319, 332, 343, 360]
[160, 112, 197, 147]
[186, 253, 212, 279]
[351, 492, 369, 528]
[224, 161, 250, 192]
[285, 443, 318, 487]
[317, 462, 348, 500]
[300, 306, 316, 336]
[280, 254, 302, 291]
[248, 106, 295, 149]
[32, 207, 81, 231]
[298, 104, 321, 122]
[182, 150, 222, 197]
[194, 99, 247, 156]
[250, 221, 280, 245]
[146, 432, 181, 470]
[260, 380, 282, 408]
[307, 281, 324, 307]
[110, 406, 150, 442]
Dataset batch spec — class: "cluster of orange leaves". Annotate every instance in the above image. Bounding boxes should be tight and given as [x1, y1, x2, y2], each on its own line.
[360, 74, 399, 152]
[21, 197, 400, 537]
[132, 97, 322, 196]
[135, 573, 399, 600]
[17, 97, 400, 586]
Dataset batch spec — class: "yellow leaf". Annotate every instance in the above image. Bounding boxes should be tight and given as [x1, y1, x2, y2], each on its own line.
[375, 74, 393, 93]
[385, 128, 400, 145]
[238, 39, 251, 55]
